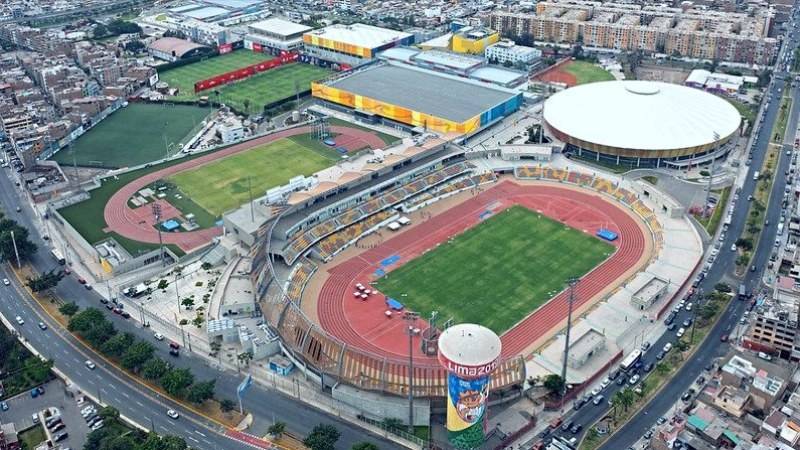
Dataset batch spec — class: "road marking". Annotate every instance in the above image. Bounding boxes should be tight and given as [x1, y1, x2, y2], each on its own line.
[188, 437, 200, 443]
[121, 392, 130, 399]
[195, 430, 206, 437]
[86, 379, 95, 385]
[135, 401, 144, 407]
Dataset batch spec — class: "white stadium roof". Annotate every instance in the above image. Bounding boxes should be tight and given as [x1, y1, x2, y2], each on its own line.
[543, 80, 741, 152]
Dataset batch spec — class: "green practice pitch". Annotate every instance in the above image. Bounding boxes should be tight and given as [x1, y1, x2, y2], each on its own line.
[214, 63, 331, 114]
[159, 50, 273, 101]
[563, 61, 615, 85]
[51, 103, 208, 169]
[373, 206, 614, 334]
[166, 138, 337, 216]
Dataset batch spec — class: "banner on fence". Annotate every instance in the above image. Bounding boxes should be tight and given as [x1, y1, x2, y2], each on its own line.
[193, 51, 299, 93]
[219, 43, 233, 54]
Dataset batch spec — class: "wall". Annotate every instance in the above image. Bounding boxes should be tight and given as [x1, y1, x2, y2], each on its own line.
[332, 383, 431, 426]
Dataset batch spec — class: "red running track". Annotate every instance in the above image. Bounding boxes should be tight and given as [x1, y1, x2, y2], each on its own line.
[316, 181, 648, 366]
[103, 126, 386, 252]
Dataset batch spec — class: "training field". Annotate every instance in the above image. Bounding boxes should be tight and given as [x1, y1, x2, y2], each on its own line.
[374, 206, 614, 334]
[166, 138, 337, 216]
[159, 50, 273, 101]
[51, 103, 209, 169]
[563, 61, 615, 85]
[215, 64, 331, 114]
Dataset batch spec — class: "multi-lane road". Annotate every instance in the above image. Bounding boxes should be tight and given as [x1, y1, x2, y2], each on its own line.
[0, 171, 397, 448]
[539, 21, 800, 450]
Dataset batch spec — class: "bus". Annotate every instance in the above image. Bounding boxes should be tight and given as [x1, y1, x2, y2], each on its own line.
[620, 349, 642, 372]
[50, 248, 65, 265]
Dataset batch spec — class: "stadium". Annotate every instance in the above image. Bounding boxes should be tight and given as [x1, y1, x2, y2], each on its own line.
[247, 128, 703, 430]
[312, 63, 523, 135]
[543, 80, 742, 168]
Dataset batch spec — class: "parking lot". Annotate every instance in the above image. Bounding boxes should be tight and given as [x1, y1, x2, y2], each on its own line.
[0, 379, 93, 449]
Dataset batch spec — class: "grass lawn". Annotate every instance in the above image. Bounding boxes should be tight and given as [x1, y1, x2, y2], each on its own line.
[159, 50, 274, 101]
[373, 206, 614, 334]
[725, 96, 756, 125]
[19, 425, 47, 449]
[215, 63, 331, 114]
[51, 103, 209, 169]
[563, 61, 615, 85]
[167, 138, 337, 216]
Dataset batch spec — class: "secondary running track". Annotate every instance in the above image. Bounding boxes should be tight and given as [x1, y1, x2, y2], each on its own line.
[315, 180, 650, 365]
[103, 125, 385, 252]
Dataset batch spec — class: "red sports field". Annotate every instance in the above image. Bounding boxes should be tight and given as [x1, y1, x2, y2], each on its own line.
[311, 180, 651, 363]
[103, 125, 385, 252]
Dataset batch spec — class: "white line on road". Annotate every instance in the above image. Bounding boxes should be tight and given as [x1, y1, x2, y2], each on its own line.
[195, 430, 206, 437]
[121, 392, 130, 399]
[188, 437, 200, 443]
[135, 401, 144, 407]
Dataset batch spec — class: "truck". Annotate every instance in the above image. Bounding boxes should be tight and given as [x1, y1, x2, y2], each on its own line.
[753, 171, 760, 181]
[738, 284, 748, 300]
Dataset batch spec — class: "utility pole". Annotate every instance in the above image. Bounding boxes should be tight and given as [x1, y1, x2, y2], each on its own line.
[248, 176, 254, 222]
[9, 230, 21, 269]
[404, 311, 419, 433]
[703, 132, 721, 219]
[151, 203, 164, 266]
[560, 278, 579, 409]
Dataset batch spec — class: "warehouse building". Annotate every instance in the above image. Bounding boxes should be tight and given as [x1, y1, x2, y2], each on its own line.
[244, 18, 311, 53]
[302, 23, 414, 68]
[312, 62, 522, 135]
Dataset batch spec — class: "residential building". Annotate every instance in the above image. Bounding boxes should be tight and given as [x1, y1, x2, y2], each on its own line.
[0, 422, 19, 450]
[743, 276, 800, 361]
[485, 39, 541, 65]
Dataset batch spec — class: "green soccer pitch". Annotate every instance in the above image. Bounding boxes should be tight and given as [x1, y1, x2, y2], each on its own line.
[373, 206, 615, 334]
[158, 50, 273, 101]
[51, 103, 209, 169]
[166, 137, 337, 216]
[563, 60, 615, 85]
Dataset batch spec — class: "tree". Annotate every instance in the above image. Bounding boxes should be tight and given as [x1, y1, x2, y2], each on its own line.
[102, 332, 135, 358]
[0, 218, 37, 263]
[99, 406, 121, 422]
[122, 341, 155, 372]
[124, 39, 146, 53]
[142, 357, 170, 381]
[161, 368, 194, 397]
[237, 351, 253, 367]
[92, 23, 109, 38]
[543, 374, 565, 396]
[209, 340, 221, 355]
[714, 283, 731, 293]
[186, 379, 215, 404]
[161, 435, 189, 450]
[163, 29, 187, 39]
[698, 302, 719, 321]
[267, 421, 287, 438]
[676, 339, 690, 352]
[26, 270, 64, 292]
[611, 390, 625, 417]
[303, 424, 341, 450]
[58, 302, 79, 317]
[220, 398, 236, 413]
[620, 388, 635, 411]
[351, 443, 379, 450]
[68, 308, 116, 348]
[243, 98, 251, 115]
[181, 297, 195, 309]
[735, 238, 753, 251]
[656, 362, 670, 375]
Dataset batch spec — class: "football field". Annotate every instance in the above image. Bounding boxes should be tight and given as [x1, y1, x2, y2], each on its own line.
[159, 50, 273, 101]
[166, 138, 337, 216]
[373, 206, 614, 334]
[215, 63, 331, 114]
[51, 103, 209, 168]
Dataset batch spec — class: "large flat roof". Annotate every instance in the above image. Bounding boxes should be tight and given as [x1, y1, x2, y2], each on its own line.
[329, 64, 516, 123]
[249, 18, 311, 36]
[411, 50, 483, 71]
[304, 23, 412, 50]
[543, 80, 741, 152]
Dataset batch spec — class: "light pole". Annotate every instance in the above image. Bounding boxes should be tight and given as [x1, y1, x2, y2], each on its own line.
[403, 310, 419, 433]
[9, 230, 21, 269]
[560, 278, 579, 410]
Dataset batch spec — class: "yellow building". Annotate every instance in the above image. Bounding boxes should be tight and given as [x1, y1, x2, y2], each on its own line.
[451, 27, 500, 54]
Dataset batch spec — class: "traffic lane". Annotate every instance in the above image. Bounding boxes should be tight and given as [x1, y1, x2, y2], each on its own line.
[0, 267, 250, 450]
[0, 174, 395, 448]
[598, 79, 796, 448]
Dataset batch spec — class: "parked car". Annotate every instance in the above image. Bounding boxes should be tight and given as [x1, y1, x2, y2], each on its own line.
[0, 402, 7, 411]
[85, 360, 96, 370]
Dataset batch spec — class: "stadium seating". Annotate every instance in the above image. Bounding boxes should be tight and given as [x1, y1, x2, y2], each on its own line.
[314, 210, 394, 260]
[591, 177, 617, 195]
[285, 257, 318, 303]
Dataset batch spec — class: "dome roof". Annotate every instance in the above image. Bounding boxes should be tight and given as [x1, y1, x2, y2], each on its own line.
[543, 81, 741, 153]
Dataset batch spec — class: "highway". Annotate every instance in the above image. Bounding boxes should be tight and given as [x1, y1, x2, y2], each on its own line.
[0, 172, 398, 448]
[540, 22, 800, 450]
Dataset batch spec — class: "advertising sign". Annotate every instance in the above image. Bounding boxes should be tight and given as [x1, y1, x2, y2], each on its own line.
[446, 372, 490, 449]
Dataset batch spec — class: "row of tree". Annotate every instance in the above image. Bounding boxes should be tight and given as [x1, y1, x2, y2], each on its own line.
[92, 19, 142, 39]
[63, 306, 216, 404]
[85, 406, 189, 450]
[302, 423, 378, 450]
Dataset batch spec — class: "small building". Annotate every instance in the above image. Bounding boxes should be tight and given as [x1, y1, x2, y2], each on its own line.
[269, 355, 295, 376]
[630, 276, 669, 310]
[499, 144, 553, 161]
[206, 318, 238, 343]
[567, 328, 605, 369]
[0, 422, 19, 450]
[451, 26, 500, 55]
[217, 122, 244, 143]
[245, 18, 311, 53]
[486, 40, 541, 65]
[147, 37, 211, 62]
[684, 69, 752, 95]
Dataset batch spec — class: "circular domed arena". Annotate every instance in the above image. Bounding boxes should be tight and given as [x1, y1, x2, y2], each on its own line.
[543, 80, 742, 168]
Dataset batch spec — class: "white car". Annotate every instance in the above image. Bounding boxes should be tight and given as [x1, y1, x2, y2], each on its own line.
[85, 360, 96, 370]
[2, 278, 9, 286]
[15, 316, 23, 325]
[153, 332, 164, 341]
[676, 327, 686, 338]
[685, 302, 693, 312]
[663, 342, 673, 353]
[166, 409, 179, 420]
[590, 387, 602, 397]
[600, 377, 610, 389]
[628, 374, 640, 385]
